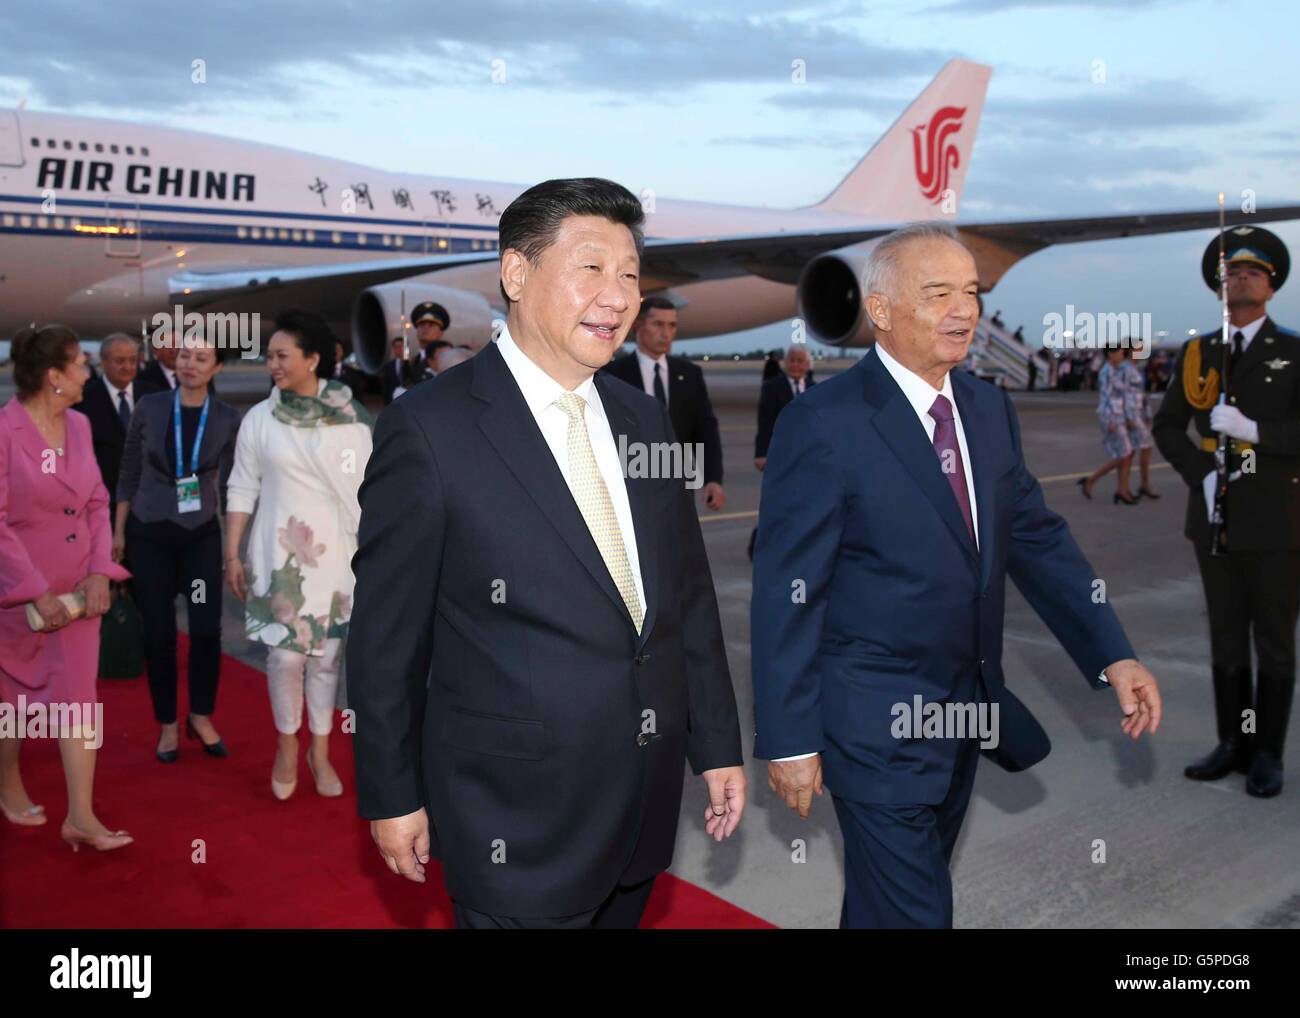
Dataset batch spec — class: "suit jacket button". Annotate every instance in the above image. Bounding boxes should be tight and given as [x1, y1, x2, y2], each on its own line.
[637, 732, 650, 747]
[64, 508, 75, 515]
[635, 653, 650, 666]
[66, 533, 76, 542]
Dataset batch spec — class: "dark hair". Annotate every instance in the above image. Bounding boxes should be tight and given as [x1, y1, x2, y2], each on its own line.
[636, 296, 675, 322]
[497, 177, 645, 305]
[11, 324, 80, 397]
[272, 309, 336, 379]
[426, 339, 451, 355]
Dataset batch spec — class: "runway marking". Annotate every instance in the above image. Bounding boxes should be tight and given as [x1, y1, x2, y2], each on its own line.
[697, 463, 1174, 523]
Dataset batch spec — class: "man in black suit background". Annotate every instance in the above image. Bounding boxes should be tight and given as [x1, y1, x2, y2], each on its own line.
[754, 344, 814, 469]
[348, 177, 745, 928]
[139, 336, 178, 391]
[382, 337, 409, 404]
[601, 297, 726, 510]
[748, 344, 814, 560]
[73, 332, 160, 518]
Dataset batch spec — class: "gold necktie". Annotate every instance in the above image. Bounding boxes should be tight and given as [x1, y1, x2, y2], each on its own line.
[554, 392, 644, 633]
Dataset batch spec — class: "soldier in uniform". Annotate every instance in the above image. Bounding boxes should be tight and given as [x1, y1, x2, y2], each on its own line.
[408, 301, 451, 383]
[1153, 226, 1299, 798]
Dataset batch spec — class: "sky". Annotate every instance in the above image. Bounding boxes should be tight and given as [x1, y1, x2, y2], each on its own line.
[2, 0, 1298, 355]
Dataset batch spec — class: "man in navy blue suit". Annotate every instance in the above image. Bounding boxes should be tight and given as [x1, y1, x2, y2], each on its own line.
[751, 223, 1163, 928]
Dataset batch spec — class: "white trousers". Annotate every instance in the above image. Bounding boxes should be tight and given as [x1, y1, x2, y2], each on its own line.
[266, 638, 342, 736]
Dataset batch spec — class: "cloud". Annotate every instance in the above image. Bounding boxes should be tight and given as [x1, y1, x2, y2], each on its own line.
[0, 0, 949, 112]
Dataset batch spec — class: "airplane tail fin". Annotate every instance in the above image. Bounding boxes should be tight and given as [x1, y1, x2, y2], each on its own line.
[809, 58, 992, 220]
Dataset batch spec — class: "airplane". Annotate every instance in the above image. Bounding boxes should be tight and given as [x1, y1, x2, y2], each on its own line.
[2, 58, 1297, 375]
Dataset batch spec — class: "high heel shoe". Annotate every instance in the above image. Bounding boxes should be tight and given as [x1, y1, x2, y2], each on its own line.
[1, 799, 47, 826]
[307, 755, 344, 798]
[1138, 487, 1161, 499]
[60, 820, 133, 853]
[271, 748, 297, 800]
[1076, 476, 1093, 500]
[271, 774, 297, 800]
[1113, 492, 1139, 505]
[186, 715, 228, 758]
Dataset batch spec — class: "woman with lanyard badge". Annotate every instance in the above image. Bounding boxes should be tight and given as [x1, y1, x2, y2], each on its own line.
[114, 333, 240, 763]
[225, 310, 374, 801]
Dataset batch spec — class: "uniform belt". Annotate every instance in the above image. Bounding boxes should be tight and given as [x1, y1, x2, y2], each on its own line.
[1201, 437, 1254, 453]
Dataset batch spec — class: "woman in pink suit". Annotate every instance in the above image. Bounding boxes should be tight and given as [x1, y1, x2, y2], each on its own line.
[0, 325, 134, 852]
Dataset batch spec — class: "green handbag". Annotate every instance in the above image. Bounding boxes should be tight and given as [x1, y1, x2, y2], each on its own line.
[98, 582, 145, 680]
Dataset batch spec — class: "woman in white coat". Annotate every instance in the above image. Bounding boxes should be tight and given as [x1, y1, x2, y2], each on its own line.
[225, 310, 374, 800]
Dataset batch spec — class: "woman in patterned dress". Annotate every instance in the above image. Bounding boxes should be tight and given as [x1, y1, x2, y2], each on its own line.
[1078, 345, 1138, 504]
[1122, 349, 1159, 499]
[224, 310, 374, 800]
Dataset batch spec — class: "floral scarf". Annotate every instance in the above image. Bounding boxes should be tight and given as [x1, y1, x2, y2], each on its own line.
[272, 378, 374, 429]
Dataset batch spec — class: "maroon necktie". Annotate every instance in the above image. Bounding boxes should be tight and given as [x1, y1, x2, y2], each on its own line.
[929, 393, 975, 544]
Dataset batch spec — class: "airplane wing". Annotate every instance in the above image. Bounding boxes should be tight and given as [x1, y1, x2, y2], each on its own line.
[172, 203, 1300, 315]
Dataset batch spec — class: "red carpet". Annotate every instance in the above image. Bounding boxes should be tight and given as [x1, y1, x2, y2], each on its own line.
[0, 636, 773, 929]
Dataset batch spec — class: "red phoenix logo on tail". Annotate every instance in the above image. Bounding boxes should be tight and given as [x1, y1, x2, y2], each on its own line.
[911, 106, 966, 204]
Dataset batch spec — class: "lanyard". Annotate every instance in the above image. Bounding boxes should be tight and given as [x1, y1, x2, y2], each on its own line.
[173, 389, 210, 479]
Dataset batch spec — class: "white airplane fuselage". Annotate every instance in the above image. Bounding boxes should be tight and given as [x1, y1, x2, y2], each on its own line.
[0, 110, 863, 343]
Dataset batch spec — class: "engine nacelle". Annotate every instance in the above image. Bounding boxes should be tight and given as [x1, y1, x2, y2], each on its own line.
[796, 239, 884, 347]
[351, 282, 497, 372]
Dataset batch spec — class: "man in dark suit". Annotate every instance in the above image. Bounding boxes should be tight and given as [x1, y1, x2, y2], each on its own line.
[754, 344, 814, 468]
[349, 177, 745, 928]
[382, 337, 410, 404]
[1153, 226, 1299, 798]
[407, 301, 452, 385]
[333, 340, 370, 397]
[600, 298, 726, 510]
[747, 344, 815, 560]
[140, 337, 178, 391]
[752, 223, 1162, 928]
[73, 333, 159, 517]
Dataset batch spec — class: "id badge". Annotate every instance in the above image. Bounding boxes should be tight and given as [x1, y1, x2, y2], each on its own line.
[175, 474, 201, 514]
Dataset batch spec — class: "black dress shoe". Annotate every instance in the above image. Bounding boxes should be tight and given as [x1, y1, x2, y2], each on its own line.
[156, 746, 179, 764]
[1246, 751, 1283, 797]
[186, 716, 229, 758]
[1184, 741, 1252, 780]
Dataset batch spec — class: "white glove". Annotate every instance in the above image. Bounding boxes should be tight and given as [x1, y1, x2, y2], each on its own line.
[1202, 469, 1244, 522]
[1209, 404, 1259, 443]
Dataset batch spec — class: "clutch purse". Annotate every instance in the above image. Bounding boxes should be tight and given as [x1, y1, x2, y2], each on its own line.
[25, 592, 87, 632]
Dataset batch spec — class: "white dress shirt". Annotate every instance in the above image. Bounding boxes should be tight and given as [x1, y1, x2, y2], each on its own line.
[774, 343, 982, 763]
[1228, 313, 1266, 349]
[102, 376, 134, 417]
[495, 326, 646, 612]
[635, 349, 669, 406]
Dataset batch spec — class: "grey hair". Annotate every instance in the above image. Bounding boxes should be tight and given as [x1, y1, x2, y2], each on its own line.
[99, 332, 141, 355]
[863, 222, 964, 299]
[433, 346, 474, 373]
